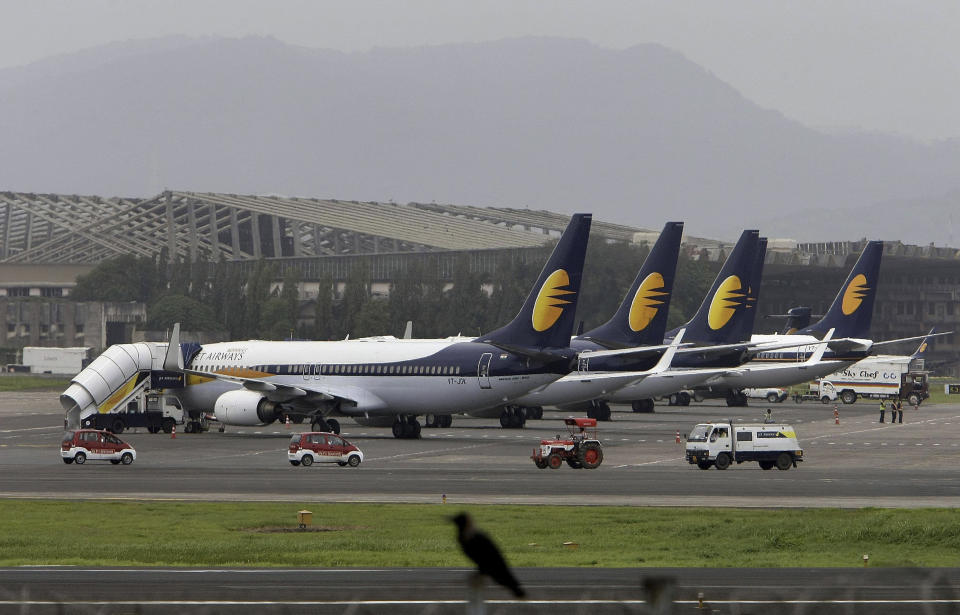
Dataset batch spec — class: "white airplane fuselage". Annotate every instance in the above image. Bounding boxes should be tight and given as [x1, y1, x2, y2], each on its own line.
[178, 338, 565, 423]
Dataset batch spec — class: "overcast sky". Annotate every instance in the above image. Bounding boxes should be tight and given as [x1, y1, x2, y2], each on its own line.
[3, 0, 959, 141]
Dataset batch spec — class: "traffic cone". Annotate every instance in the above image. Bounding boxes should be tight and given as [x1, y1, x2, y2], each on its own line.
[676, 430, 681, 444]
[171, 424, 176, 439]
[834, 406, 840, 425]
[285, 415, 291, 429]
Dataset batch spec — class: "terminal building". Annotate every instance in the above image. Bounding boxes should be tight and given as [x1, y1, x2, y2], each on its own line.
[0, 190, 957, 376]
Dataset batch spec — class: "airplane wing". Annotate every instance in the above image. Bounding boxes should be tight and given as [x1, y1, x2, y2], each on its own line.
[868, 331, 953, 350]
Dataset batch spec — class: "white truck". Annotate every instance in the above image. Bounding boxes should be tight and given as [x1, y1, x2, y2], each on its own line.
[792, 380, 838, 404]
[811, 356, 928, 406]
[21, 347, 91, 375]
[685, 420, 803, 471]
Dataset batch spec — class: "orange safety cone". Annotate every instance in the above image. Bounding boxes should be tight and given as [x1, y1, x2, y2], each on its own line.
[676, 430, 681, 444]
[285, 415, 291, 429]
[171, 424, 177, 439]
[834, 405, 840, 425]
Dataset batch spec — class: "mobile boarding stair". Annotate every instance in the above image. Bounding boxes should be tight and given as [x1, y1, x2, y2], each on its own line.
[60, 342, 171, 430]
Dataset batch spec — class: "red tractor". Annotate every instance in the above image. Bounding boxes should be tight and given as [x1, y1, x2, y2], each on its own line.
[532, 417, 603, 469]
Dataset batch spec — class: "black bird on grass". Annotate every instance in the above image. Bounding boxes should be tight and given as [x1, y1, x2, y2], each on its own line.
[452, 512, 526, 598]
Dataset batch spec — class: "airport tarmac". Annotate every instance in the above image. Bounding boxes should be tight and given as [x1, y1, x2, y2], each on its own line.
[3, 566, 960, 614]
[2, 391, 960, 507]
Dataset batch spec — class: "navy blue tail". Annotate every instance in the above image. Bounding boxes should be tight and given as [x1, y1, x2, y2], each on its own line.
[728, 237, 767, 342]
[478, 214, 592, 349]
[578, 221, 683, 348]
[667, 229, 761, 345]
[776, 307, 815, 334]
[797, 241, 883, 339]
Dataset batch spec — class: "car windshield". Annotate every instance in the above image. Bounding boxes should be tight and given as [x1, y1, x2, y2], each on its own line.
[687, 425, 710, 442]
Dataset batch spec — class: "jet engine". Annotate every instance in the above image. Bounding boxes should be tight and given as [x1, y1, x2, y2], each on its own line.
[214, 390, 281, 426]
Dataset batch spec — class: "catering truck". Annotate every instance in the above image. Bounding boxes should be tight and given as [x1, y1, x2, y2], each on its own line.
[812, 328, 935, 405]
[685, 420, 803, 471]
[811, 360, 928, 406]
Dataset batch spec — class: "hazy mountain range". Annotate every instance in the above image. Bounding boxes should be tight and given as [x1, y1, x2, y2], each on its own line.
[1, 35, 958, 245]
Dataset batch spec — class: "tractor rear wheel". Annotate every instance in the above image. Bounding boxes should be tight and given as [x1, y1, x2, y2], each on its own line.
[578, 443, 603, 469]
[566, 458, 582, 469]
[547, 453, 563, 469]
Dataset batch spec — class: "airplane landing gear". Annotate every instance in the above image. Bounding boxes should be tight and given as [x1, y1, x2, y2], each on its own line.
[499, 406, 526, 428]
[310, 417, 341, 434]
[725, 390, 748, 407]
[425, 414, 453, 428]
[586, 401, 612, 421]
[392, 415, 421, 439]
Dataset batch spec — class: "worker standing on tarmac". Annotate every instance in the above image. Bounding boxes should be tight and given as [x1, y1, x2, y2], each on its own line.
[879, 399, 886, 423]
[763, 408, 775, 424]
[898, 399, 905, 424]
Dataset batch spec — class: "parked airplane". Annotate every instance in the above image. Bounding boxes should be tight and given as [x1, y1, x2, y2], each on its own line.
[560, 229, 768, 414]
[469, 221, 686, 425]
[155, 214, 593, 438]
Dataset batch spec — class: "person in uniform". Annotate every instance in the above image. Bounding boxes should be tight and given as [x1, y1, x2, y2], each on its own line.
[763, 408, 775, 424]
[879, 399, 886, 423]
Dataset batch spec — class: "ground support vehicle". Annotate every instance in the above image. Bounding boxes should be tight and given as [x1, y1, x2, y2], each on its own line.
[81, 393, 186, 434]
[685, 420, 803, 471]
[61, 429, 136, 465]
[531, 417, 603, 469]
[743, 388, 789, 403]
[288, 432, 363, 467]
[792, 381, 838, 404]
[812, 359, 929, 405]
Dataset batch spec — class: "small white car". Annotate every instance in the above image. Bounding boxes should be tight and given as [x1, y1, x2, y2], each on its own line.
[288, 432, 363, 467]
[742, 388, 788, 403]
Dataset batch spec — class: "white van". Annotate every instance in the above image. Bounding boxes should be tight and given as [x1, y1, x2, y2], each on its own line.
[685, 420, 803, 471]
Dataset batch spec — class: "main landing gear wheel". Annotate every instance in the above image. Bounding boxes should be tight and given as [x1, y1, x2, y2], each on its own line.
[425, 414, 453, 428]
[499, 406, 526, 429]
[391, 416, 422, 439]
[311, 418, 341, 434]
[726, 391, 748, 407]
[586, 401, 611, 421]
[527, 406, 543, 420]
[632, 399, 655, 413]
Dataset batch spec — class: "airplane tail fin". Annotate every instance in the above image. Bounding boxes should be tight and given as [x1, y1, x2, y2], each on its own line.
[729, 236, 767, 343]
[579, 221, 683, 347]
[798, 241, 883, 339]
[477, 213, 592, 349]
[765, 306, 816, 334]
[911, 327, 936, 359]
[668, 229, 760, 345]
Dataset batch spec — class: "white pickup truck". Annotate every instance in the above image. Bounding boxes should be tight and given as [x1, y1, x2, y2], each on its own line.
[685, 420, 803, 471]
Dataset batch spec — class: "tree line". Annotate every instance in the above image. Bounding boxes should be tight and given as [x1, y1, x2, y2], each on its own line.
[70, 240, 721, 341]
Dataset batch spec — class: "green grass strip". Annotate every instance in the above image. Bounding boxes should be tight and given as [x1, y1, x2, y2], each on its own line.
[1, 501, 959, 567]
[0, 375, 71, 391]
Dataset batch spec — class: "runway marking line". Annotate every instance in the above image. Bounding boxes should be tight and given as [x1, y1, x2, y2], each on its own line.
[5, 599, 960, 607]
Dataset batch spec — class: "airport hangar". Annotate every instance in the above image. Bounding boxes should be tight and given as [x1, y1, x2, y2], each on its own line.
[0, 189, 957, 376]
